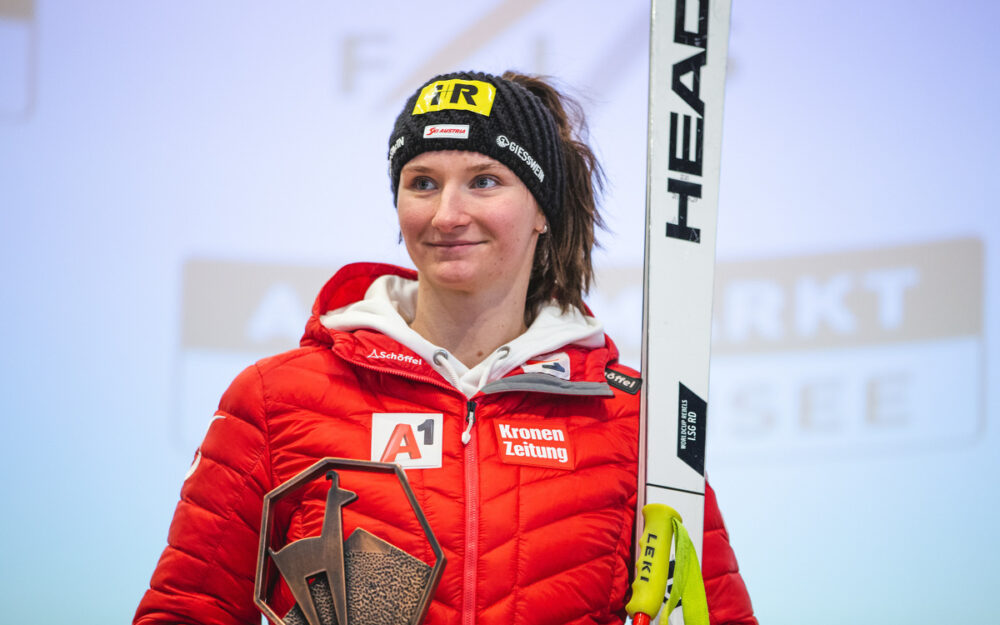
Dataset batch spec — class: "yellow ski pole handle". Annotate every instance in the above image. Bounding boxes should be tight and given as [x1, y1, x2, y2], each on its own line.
[626, 504, 681, 625]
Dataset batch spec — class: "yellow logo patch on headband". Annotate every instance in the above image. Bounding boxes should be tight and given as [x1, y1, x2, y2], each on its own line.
[412, 79, 496, 117]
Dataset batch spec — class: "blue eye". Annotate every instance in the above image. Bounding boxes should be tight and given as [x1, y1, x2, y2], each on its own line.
[411, 176, 436, 191]
[473, 176, 498, 189]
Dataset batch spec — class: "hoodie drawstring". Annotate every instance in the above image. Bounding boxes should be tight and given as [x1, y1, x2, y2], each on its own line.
[432, 349, 461, 388]
[434, 346, 510, 445]
[477, 345, 510, 390]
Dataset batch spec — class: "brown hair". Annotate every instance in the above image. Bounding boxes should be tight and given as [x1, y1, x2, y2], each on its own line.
[502, 71, 607, 325]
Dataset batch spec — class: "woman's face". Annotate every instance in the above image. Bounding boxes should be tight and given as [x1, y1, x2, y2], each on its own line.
[397, 150, 546, 300]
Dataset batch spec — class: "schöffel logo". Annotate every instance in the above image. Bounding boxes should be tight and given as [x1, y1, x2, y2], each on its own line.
[605, 368, 641, 395]
[423, 124, 469, 139]
[367, 348, 423, 366]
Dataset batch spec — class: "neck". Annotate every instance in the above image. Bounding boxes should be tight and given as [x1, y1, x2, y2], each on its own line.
[410, 281, 528, 368]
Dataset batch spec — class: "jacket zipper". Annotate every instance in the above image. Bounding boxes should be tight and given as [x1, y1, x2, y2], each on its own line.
[347, 356, 482, 622]
[462, 399, 479, 625]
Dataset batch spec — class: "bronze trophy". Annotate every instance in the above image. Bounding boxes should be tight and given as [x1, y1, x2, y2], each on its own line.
[254, 458, 446, 625]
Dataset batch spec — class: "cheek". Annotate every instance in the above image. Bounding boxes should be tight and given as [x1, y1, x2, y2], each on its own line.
[490, 215, 538, 266]
[495, 202, 543, 246]
[396, 204, 426, 244]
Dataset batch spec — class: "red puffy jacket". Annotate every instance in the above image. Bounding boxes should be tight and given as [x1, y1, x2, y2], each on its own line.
[135, 263, 755, 625]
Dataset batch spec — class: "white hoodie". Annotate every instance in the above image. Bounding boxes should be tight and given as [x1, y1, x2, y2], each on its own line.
[319, 274, 605, 398]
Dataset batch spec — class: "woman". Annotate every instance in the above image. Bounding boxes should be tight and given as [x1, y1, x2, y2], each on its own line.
[135, 71, 755, 625]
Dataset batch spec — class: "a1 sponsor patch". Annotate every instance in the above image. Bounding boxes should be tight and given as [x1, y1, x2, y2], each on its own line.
[371, 413, 443, 469]
[412, 79, 496, 117]
[522, 351, 570, 380]
[493, 419, 574, 470]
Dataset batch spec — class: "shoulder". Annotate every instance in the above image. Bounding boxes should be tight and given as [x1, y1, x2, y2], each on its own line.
[253, 344, 340, 379]
[222, 345, 328, 395]
[223, 344, 362, 417]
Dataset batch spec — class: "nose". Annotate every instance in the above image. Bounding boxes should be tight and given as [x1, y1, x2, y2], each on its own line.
[430, 183, 471, 232]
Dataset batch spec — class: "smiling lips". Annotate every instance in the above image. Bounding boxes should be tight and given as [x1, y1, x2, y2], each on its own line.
[427, 240, 483, 250]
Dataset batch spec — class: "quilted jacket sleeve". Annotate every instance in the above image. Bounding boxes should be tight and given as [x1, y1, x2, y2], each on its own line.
[703, 481, 757, 625]
[134, 365, 272, 625]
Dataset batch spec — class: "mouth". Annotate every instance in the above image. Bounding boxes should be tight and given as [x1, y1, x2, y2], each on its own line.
[427, 240, 483, 249]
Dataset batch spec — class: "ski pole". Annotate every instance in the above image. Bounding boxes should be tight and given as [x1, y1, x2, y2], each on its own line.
[626, 503, 679, 625]
[628, 504, 711, 625]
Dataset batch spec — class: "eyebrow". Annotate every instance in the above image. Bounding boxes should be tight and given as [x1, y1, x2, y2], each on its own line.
[401, 161, 503, 175]
[401, 164, 435, 175]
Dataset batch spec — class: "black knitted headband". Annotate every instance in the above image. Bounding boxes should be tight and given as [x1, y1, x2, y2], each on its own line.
[388, 71, 565, 224]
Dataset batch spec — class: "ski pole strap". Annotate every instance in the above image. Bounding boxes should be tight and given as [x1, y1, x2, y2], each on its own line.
[664, 516, 709, 625]
[626, 504, 709, 625]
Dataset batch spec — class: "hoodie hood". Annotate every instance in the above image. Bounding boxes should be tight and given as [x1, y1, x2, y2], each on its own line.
[301, 263, 616, 398]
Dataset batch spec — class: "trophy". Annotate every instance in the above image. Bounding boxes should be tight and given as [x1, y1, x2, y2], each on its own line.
[254, 458, 446, 625]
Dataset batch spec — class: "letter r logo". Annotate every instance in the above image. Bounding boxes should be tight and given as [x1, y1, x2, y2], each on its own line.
[371, 413, 444, 469]
[412, 79, 496, 117]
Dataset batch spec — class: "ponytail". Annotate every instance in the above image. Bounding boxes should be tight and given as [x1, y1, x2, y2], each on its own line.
[502, 71, 607, 325]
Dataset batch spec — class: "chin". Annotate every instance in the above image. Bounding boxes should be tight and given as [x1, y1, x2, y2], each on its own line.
[423, 267, 481, 292]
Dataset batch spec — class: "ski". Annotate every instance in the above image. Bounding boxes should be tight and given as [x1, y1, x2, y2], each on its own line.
[637, 0, 731, 621]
